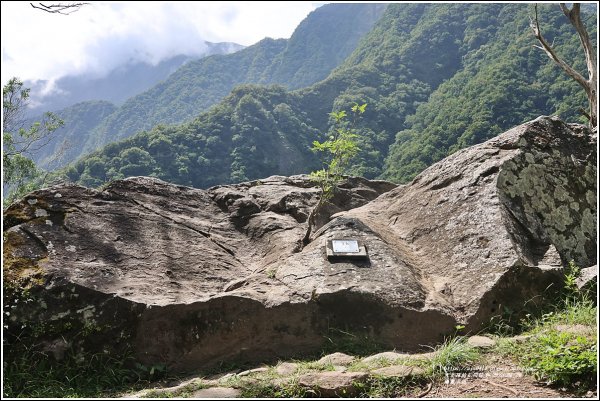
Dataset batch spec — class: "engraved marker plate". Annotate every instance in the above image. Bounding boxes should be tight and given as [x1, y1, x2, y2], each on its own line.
[326, 239, 368, 261]
[332, 239, 360, 253]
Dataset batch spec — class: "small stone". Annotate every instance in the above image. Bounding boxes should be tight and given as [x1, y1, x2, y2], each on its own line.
[317, 352, 355, 366]
[35, 208, 48, 217]
[509, 334, 532, 343]
[191, 387, 241, 398]
[237, 367, 268, 377]
[362, 351, 436, 364]
[576, 265, 597, 298]
[276, 362, 298, 376]
[555, 324, 594, 335]
[372, 365, 425, 377]
[27, 198, 38, 205]
[362, 351, 404, 364]
[298, 371, 368, 397]
[467, 335, 496, 348]
[211, 372, 237, 383]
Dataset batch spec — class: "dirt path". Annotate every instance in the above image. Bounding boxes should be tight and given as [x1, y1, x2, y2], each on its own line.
[420, 355, 596, 398]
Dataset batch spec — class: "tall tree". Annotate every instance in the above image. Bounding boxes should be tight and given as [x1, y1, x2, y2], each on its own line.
[3, 78, 64, 206]
[531, 3, 597, 128]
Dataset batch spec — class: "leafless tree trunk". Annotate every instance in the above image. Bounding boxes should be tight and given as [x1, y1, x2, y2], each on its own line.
[531, 3, 597, 128]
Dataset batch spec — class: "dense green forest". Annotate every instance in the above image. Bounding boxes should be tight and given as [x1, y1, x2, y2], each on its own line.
[33, 101, 117, 169]
[53, 3, 595, 189]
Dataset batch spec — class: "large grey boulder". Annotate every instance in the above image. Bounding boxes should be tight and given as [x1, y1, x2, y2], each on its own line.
[339, 116, 595, 329]
[3, 116, 595, 372]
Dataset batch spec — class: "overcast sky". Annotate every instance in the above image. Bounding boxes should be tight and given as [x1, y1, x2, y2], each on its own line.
[1, 1, 323, 84]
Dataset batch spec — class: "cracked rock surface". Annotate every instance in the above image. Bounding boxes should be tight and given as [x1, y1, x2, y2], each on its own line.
[3, 116, 596, 372]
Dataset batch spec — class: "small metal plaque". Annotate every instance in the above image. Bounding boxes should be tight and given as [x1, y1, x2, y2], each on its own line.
[332, 239, 360, 253]
[326, 239, 368, 261]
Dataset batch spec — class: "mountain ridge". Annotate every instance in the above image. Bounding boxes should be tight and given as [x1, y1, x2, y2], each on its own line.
[31, 3, 387, 170]
[41, 4, 596, 191]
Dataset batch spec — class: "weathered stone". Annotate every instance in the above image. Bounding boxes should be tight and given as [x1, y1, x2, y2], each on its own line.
[317, 352, 355, 366]
[554, 324, 596, 336]
[3, 117, 595, 373]
[372, 365, 425, 377]
[191, 387, 241, 398]
[215, 373, 237, 383]
[508, 335, 533, 344]
[128, 377, 204, 398]
[237, 367, 268, 377]
[362, 351, 436, 364]
[576, 265, 597, 301]
[467, 335, 496, 348]
[3, 175, 393, 372]
[275, 362, 299, 376]
[297, 371, 368, 397]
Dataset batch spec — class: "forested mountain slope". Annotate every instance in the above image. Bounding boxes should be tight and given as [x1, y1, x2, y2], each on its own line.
[34, 3, 385, 170]
[34, 101, 118, 170]
[381, 4, 595, 182]
[78, 3, 387, 157]
[58, 3, 595, 189]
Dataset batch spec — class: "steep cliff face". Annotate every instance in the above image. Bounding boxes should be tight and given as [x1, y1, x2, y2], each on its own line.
[3, 117, 596, 372]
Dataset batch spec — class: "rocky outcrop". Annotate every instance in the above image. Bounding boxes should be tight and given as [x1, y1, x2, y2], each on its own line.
[3, 116, 596, 372]
[3, 175, 395, 370]
[339, 116, 596, 329]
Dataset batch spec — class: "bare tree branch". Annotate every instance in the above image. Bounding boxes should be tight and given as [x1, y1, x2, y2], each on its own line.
[30, 2, 89, 15]
[531, 3, 597, 128]
[578, 107, 591, 120]
[558, 3, 597, 90]
[530, 4, 588, 88]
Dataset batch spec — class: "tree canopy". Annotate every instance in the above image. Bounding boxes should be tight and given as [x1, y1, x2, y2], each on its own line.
[3, 78, 64, 206]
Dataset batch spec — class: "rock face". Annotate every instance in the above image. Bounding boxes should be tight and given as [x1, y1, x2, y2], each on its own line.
[3, 116, 596, 372]
[339, 116, 596, 329]
[576, 265, 597, 301]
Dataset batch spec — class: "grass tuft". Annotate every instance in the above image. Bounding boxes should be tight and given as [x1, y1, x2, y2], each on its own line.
[428, 336, 481, 378]
[3, 347, 157, 398]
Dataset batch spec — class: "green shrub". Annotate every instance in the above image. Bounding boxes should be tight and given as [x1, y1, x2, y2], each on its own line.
[520, 330, 597, 386]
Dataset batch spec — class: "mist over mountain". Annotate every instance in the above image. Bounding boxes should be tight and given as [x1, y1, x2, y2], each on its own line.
[24, 41, 244, 116]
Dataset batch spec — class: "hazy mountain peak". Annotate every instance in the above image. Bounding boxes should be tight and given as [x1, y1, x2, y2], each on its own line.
[25, 41, 244, 115]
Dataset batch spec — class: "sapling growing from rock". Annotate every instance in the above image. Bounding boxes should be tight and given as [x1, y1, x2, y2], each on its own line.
[302, 103, 365, 246]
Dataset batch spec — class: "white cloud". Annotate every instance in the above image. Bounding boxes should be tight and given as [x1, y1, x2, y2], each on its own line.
[1, 1, 321, 83]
